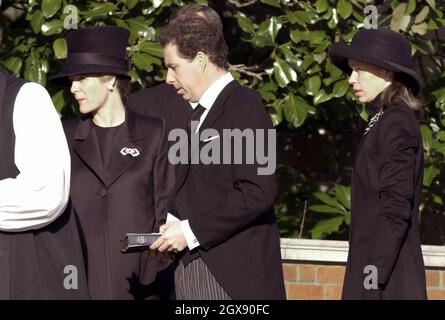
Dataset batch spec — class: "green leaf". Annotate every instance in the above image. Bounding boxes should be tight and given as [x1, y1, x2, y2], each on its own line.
[414, 6, 430, 24]
[426, 0, 436, 10]
[255, 17, 282, 47]
[305, 31, 326, 44]
[260, 0, 281, 8]
[313, 89, 332, 105]
[310, 216, 345, 239]
[139, 42, 163, 58]
[328, 8, 339, 29]
[83, 2, 117, 20]
[24, 50, 46, 86]
[406, 0, 417, 15]
[337, 0, 353, 19]
[315, 0, 329, 13]
[412, 22, 428, 35]
[313, 192, 341, 209]
[305, 75, 321, 96]
[126, 0, 139, 10]
[283, 94, 309, 128]
[391, 3, 411, 31]
[42, 0, 62, 19]
[273, 58, 297, 88]
[420, 124, 432, 151]
[30, 10, 45, 34]
[132, 52, 160, 72]
[334, 184, 351, 210]
[2, 57, 22, 75]
[53, 38, 67, 59]
[127, 17, 156, 43]
[236, 12, 255, 34]
[332, 79, 350, 97]
[308, 205, 344, 214]
[423, 165, 440, 186]
[41, 19, 63, 36]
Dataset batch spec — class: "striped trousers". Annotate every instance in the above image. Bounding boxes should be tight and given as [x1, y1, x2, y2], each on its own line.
[175, 257, 232, 300]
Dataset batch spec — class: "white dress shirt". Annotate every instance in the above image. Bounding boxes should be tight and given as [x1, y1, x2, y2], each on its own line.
[167, 72, 234, 250]
[0, 82, 71, 231]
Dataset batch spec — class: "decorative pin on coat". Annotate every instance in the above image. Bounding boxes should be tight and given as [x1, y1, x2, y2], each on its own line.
[120, 147, 140, 157]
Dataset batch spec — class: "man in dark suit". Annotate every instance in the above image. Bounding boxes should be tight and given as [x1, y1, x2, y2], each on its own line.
[126, 83, 191, 135]
[150, 4, 286, 300]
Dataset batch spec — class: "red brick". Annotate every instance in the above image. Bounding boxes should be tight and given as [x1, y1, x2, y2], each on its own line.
[317, 266, 346, 284]
[441, 271, 445, 287]
[299, 264, 316, 282]
[427, 289, 445, 300]
[426, 270, 440, 287]
[324, 285, 343, 300]
[287, 284, 324, 300]
[282, 264, 297, 282]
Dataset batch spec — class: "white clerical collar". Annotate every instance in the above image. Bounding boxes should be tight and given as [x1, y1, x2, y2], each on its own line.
[189, 72, 234, 110]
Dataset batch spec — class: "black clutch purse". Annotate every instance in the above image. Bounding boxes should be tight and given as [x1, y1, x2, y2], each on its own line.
[121, 233, 161, 253]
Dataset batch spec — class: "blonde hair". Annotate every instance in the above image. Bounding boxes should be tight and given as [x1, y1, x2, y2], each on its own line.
[379, 80, 424, 119]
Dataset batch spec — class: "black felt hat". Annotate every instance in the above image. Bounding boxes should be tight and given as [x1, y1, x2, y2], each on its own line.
[329, 28, 423, 95]
[51, 26, 130, 83]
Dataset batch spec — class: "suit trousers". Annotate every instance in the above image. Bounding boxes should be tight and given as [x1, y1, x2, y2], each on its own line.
[174, 257, 231, 300]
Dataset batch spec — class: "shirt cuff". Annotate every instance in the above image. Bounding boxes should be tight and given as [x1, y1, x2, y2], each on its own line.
[166, 212, 180, 223]
[180, 220, 200, 250]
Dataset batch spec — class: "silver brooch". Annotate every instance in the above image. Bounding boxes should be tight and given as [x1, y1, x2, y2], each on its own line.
[120, 147, 140, 157]
[364, 110, 384, 135]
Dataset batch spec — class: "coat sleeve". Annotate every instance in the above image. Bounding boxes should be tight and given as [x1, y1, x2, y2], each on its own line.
[188, 90, 277, 250]
[152, 119, 176, 231]
[368, 108, 420, 286]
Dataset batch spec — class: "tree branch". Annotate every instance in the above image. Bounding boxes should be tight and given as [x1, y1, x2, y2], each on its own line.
[229, 63, 266, 80]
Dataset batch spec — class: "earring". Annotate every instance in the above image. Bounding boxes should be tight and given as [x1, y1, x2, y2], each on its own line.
[108, 85, 114, 92]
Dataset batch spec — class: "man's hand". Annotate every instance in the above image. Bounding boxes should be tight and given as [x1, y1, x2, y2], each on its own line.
[150, 221, 187, 253]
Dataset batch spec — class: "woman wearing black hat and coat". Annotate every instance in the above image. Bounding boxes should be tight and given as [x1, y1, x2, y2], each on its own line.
[329, 28, 427, 300]
[51, 26, 175, 299]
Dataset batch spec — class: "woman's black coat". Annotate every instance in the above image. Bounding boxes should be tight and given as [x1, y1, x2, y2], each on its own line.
[342, 101, 427, 300]
[63, 109, 175, 299]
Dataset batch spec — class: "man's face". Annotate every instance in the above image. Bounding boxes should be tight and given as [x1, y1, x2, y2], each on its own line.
[163, 43, 205, 102]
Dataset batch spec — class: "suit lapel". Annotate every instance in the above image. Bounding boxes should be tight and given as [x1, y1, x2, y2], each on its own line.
[175, 80, 240, 193]
[73, 118, 107, 185]
[73, 108, 144, 187]
[106, 109, 144, 187]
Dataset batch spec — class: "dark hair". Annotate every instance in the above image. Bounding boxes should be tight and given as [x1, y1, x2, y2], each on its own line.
[99, 75, 130, 99]
[159, 5, 228, 69]
[171, 4, 223, 31]
[379, 79, 424, 119]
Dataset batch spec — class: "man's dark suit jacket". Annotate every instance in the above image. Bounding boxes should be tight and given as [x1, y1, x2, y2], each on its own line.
[126, 83, 192, 135]
[175, 80, 285, 299]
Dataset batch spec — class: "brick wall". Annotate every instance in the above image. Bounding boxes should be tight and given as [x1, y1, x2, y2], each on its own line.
[280, 239, 445, 300]
[282, 262, 445, 300]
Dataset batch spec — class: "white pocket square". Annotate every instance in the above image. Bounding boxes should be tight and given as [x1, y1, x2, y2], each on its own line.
[203, 135, 220, 142]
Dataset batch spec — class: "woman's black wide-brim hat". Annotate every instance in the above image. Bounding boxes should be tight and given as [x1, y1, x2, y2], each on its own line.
[329, 28, 423, 95]
[50, 25, 131, 84]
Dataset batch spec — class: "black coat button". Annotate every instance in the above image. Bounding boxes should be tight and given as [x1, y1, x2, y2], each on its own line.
[99, 189, 107, 197]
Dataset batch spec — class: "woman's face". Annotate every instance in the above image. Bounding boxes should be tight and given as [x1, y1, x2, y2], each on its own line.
[69, 75, 114, 114]
[348, 58, 392, 103]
